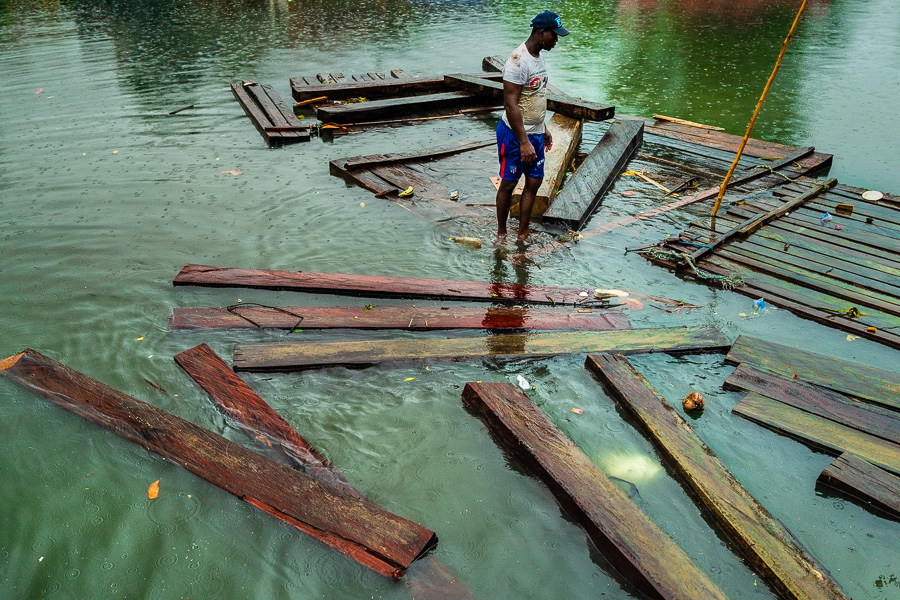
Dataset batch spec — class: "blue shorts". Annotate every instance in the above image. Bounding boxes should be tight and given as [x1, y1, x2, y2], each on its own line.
[496, 119, 545, 182]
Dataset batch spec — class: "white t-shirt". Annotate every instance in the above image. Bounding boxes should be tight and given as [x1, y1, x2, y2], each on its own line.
[501, 42, 548, 135]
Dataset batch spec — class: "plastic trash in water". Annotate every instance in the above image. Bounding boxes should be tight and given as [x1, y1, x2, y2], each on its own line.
[753, 298, 767, 312]
[449, 189, 459, 200]
[516, 375, 531, 391]
[820, 211, 832, 226]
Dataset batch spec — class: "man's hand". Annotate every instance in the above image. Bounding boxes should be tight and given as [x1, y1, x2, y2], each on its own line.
[545, 127, 553, 152]
[521, 139, 537, 164]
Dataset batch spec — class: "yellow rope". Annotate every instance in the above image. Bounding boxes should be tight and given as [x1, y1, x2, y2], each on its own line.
[711, 0, 810, 217]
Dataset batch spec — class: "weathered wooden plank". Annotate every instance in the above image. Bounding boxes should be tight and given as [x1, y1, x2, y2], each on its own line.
[0, 349, 437, 577]
[232, 326, 729, 372]
[291, 72, 502, 102]
[510, 113, 583, 218]
[330, 157, 400, 196]
[173, 344, 358, 495]
[691, 178, 837, 261]
[724, 364, 900, 444]
[734, 392, 900, 476]
[585, 354, 851, 600]
[543, 120, 644, 231]
[169, 305, 630, 331]
[444, 74, 615, 122]
[342, 138, 494, 171]
[726, 336, 900, 411]
[174, 263, 593, 305]
[317, 91, 496, 125]
[175, 345, 476, 597]
[461, 382, 729, 600]
[230, 82, 309, 146]
[818, 453, 900, 520]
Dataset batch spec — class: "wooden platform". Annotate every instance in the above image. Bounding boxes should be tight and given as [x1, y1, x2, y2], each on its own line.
[0, 349, 436, 578]
[230, 81, 310, 146]
[231, 325, 729, 372]
[586, 353, 851, 600]
[317, 91, 498, 125]
[639, 177, 900, 349]
[169, 304, 630, 331]
[461, 382, 729, 600]
[290, 69, 502, 102]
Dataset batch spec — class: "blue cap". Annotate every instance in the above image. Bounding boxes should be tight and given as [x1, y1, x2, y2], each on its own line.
[531, 10, 569, 36]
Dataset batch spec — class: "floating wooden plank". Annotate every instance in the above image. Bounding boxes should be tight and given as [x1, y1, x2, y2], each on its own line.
[510, 113, 583, 218]
[444, 74, 615, 122]
[232, 325, 729, 372]
[230, 82, 309, 146]
[342, 138, 494, 171]
[317, 91, 497, 125]
[691, 178, 837, 261]
[169, 305, 631, 331]
[733, 392, 900, 476]
[174, 344, 475, 596]
[818, 453, 900, 520]
[461, 382, 728, 600]
[291, 71, 501, 102]
[0, 349, 437, 578]
[726, 336, 900, 411]
[585, 354, 851, 600]
[174, 263, 600, 305]
[724, 364, 900, 444]
[542, 120, 644, 231]
[173, 344, 359, 496]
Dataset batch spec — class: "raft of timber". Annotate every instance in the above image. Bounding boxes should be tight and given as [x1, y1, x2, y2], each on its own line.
[230, 81, 310, 146]
[724, 336, 900, 479]
[169, 304, 630, 331]
[586, 352, 851, 600]
[640, 177, 900, 349]
[0, 349, 436, 578]
[231, 325, 729, 372]
[461, 382, 729, 600]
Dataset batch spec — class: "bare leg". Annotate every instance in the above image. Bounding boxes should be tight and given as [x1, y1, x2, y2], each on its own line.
[495, 178, 517, 238]
[517, 176, 542, 241]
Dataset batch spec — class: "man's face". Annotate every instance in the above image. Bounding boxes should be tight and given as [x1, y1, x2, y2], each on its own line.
[542, 30, 559, 51]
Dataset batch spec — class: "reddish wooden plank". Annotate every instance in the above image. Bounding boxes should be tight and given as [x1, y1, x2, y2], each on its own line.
[585, 354, 851, 600]
[169, 305, 630, 331]
[174, 344, 475, 596]
[173, 344, 358, 496]
[724, 364, 900, 444]
[0, 349, 437, 577]
[818, 453, 900, 520]
[461, 382, 729, 600]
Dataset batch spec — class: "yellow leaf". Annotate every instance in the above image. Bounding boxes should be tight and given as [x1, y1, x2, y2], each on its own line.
[148, 479, 160, 499]
[846, 334, 859, 341]
[404, 377, 415, 381]
[135, 337, 144, 341]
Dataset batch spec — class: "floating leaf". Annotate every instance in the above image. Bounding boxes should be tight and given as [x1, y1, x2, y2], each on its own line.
[35, 88, 44, 94]
[571, 408, 583, 414]
[404, 377, 415, 381]
[135, 337, 144, 341]
[219, 170, 242, 176]
[148, 479, 160, 499]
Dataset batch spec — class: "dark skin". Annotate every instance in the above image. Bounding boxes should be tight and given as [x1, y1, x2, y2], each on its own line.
[496, 28, 558, 242]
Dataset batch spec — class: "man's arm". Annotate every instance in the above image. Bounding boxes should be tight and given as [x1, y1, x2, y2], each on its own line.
[503, 80, 537, 164]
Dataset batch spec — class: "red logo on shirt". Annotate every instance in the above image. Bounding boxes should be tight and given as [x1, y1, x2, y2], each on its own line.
[528, 77, 542, 88]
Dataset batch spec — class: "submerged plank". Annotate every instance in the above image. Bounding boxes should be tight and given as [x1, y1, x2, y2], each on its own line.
[724, 364, 900, 444]
[510, 113, 583, 218]
[585, 354, 851, 600]
[174, 263, 601, 305]
[733, 392, 900, 476]
[542, 120, 644, 231]
[317, 91, 496, 124]
[0, 349, 437, 577]
[818, 453, 900, 520]
[173, 344, 358, 496]
[461, 382, 728, 600]
[169, 305, 631, 331]
[175, 344, 475, 596]
[726, 336, 900, 411]
[444, 74, 615, 121]
[342, 138, 494, 171]
[232, 325, 729, 372]
[291, 71, 501, 102]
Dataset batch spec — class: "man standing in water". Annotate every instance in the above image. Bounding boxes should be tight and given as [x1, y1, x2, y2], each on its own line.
[495, 10, 569, 242]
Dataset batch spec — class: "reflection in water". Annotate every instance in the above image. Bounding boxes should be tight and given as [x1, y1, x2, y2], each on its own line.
[485, 245, 532, 353]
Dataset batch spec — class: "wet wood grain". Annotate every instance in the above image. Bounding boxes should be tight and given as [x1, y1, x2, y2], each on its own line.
[818, 453, 900, 520]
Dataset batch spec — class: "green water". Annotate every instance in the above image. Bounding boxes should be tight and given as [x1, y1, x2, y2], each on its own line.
[1, 0, 898, 598]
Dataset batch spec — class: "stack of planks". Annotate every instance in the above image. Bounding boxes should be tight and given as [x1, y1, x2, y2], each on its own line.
[641, 177, 900, 349]
[724, 335, 900, 519]
[230, 81, 310, 146]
